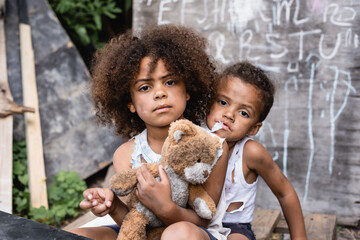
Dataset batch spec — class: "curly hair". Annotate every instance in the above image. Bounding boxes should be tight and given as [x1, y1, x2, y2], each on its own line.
[218, 61, 275, 122]
[89, 24, 217, 138]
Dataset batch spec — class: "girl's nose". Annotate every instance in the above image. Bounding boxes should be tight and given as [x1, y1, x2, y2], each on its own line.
[154, 85, 167, 100]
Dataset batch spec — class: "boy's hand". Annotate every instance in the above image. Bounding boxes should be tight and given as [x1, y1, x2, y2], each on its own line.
[136, 164, 173, 215]
[80, 188, 115, 217]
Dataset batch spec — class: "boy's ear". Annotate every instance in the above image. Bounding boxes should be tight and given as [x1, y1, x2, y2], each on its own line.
[186, 93, 190, 101]
[248, 122, 262, 136]
[128, 102, 136, 113]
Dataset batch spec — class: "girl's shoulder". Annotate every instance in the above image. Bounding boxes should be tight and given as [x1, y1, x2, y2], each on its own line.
[113, 139, 135, 172]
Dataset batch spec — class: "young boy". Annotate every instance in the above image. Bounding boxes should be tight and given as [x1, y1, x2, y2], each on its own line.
[206, 62, 307, 240]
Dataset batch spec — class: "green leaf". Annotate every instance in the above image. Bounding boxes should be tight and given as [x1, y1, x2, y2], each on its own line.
[93, 14, 102, 30]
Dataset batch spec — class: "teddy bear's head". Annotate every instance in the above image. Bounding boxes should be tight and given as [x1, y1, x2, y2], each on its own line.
[161, 119, 223, 185]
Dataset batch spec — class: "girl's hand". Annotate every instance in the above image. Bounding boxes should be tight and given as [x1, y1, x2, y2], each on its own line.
[136, 164, 173, 215]
[80, 188, 115, 217]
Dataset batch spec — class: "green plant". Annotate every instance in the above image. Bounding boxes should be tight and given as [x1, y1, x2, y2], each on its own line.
[48, 0, 123, 49]
[12, 141, 30, 214]
[12, 141, 87, 227]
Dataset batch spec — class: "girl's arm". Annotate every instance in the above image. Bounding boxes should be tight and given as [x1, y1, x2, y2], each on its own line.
[136, 142, 229, 226]
[106, 140, 136, 226]
[244, 140, 307, 240]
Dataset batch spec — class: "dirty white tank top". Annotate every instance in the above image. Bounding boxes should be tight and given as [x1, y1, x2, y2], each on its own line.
[223, 137, 258, 224]
[131, 129, 161, 168]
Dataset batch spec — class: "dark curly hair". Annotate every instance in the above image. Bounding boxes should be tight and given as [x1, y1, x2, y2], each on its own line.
[89, 24, 217, 138]
[218, 61, 275, 122]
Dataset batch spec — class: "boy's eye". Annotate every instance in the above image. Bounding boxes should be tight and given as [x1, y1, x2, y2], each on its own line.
[165, 80, 175, 86]
[139, 85, 150, 91]
[239, 110, 249, 118]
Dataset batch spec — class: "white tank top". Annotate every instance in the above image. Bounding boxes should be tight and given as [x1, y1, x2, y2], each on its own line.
[223, 137, 258, 223]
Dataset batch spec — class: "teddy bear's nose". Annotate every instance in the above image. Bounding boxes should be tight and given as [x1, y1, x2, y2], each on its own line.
[203, 170, 209, 178]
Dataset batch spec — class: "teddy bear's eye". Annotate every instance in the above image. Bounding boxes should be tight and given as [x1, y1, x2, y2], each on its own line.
[197, 159, 201, 163]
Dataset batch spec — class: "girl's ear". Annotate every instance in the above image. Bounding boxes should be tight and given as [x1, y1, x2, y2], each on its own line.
[128, 102, 136, 113]
[186, 93, 190, 101]
[248, 122, 262, 136]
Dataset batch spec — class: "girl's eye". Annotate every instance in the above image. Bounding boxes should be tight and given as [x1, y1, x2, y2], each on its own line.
[218, 100, 227, 106]
[166, 80, 175, 86]
[139, 85, 150, 91]
[239, 110, 249, 118]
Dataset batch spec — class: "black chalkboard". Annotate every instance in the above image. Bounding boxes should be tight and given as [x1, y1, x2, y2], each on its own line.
[133, 0, 360, 218]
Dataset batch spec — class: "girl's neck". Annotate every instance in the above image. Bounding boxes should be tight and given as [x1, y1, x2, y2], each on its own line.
[146, 125, 170, 154]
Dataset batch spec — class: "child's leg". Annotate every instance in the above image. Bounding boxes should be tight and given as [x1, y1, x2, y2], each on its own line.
[69, 226, 118, 240]
[161, 221, 212, 240]
[227, 233, 250, 240]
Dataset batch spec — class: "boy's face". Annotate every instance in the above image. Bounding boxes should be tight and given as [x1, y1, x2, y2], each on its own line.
[206, 76, 263, 143]
[128, 57, 190, 129]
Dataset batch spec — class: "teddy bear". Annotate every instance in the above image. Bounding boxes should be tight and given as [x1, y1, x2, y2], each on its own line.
[109, 119, 224, 240]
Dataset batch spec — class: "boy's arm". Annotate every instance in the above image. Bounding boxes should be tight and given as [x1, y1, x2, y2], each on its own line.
[244, 141, 307, 240]
[136, 142, 229, 227]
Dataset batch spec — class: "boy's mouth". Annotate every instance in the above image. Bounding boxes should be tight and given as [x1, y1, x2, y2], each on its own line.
[210, 121, 224, 132]
[211, 121, 230, 132]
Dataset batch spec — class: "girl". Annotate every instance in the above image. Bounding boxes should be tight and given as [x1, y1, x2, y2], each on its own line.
[69, 25, 229, 240]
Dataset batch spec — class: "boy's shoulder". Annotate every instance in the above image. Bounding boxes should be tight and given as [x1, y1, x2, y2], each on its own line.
[243, 139, 273, 169]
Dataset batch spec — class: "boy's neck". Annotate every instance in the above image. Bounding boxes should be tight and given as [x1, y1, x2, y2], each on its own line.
[146, 125, 170, 154]
[227, 141, 236, 156]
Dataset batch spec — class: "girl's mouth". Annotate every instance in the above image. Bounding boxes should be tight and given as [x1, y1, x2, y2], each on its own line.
[154, 104, 171, 113]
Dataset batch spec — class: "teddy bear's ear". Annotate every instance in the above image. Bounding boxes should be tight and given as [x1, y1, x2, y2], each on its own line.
[169, 119, 197, 143]
[174, 130, 185, 142]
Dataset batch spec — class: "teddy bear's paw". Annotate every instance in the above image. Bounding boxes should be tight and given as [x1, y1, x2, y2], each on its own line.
[193, 197, 214, 220]
[112, 188, 133, 196]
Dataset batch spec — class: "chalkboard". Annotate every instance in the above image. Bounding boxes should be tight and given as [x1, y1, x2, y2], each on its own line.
[133, 0, 360, 218]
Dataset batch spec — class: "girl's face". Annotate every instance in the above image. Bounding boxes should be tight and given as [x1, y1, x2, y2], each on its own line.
[128, 57, 190, 129]
[206, 76, 263, 143]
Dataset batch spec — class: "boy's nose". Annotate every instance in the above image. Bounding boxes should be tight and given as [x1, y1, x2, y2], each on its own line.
[224, 111, 234, 122]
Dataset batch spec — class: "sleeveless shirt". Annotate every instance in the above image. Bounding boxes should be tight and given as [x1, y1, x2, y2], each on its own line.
[223, 137, 258, 224]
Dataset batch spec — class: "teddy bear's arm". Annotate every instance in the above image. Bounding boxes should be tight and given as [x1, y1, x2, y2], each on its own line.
[110, 169, 139, 196]
[110, 163, 161, 196]
[188, 184, 217, 220]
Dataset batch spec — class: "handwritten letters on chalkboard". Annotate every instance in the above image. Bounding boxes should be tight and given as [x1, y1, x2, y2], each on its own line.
[133, 0, 360, 217]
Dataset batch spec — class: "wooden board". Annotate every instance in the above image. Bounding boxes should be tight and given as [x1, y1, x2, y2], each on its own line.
[304, 213, 337, 240]
[252, 208, 280, 240]
[19, 0, 48, 209]
[132, 0, 360, 219]
[0, 0, 13, 214]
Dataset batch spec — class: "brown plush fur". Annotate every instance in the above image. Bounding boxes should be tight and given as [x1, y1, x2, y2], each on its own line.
[110, 119, 222, 240]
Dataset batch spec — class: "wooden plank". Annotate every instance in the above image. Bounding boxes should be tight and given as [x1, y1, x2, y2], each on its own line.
[305, 214, 337, 240]
[103, 164, 115, 188]
[19, 0, 48, 209]
[252, 208, 281, 240]
[273, 218, 290, 234]
[62, 212, 97, 231]
[0, 0, 13, 214]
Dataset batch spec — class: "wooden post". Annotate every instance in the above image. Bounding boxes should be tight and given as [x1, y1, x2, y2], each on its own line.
[19, 0, 48, 209]
[0, 0, 13, 214]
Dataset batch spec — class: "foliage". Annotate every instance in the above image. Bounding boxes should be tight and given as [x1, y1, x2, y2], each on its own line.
[48, 0, 123, 49]
[12, 141, 87, 227]
[12, 141, 30, 214]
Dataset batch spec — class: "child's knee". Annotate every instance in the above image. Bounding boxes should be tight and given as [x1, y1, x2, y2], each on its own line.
[161, 221, 201, 240]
